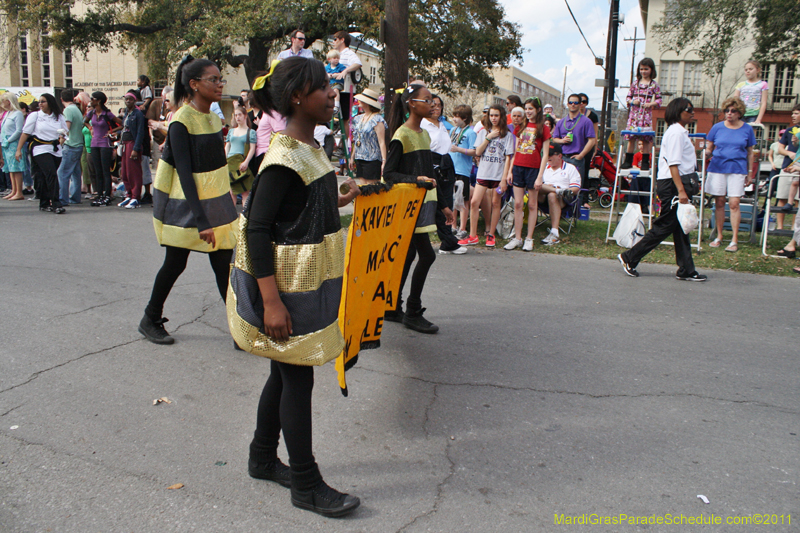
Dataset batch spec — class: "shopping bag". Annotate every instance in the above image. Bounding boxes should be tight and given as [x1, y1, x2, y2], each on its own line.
[453, 180, 465, 211]
[673, 199, 699, 234]
[613, 202, 646, 248]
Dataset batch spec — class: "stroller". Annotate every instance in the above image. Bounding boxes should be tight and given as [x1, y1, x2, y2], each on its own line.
[589, 150, 619, 208]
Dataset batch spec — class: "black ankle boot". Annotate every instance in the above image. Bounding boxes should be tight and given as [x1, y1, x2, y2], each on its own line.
[290, 461, 360, 518]
[248, 458, 291, 487]
[621, 152, 634, 170]
[248, 437, 289, 486]
[641, 153, 651, 171]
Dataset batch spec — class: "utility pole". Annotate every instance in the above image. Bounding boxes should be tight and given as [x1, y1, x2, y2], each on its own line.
[383, 0, 409, 143]
[599, 0, 620, 153]
[624, 28, 645, 87]
[560, 66, 568, 116]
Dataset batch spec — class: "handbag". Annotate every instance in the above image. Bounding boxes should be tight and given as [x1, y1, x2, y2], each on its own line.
[680, 172, 700, 197]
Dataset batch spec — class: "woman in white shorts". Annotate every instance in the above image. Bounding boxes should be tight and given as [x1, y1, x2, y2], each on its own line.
[704, 97, 756, 252]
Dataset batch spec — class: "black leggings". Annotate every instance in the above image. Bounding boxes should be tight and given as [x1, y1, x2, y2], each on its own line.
[91, 147, 114, 197]
[398, 232, 436, 313]
[252, 360, 314, 465]
[145, 246, 232, 320]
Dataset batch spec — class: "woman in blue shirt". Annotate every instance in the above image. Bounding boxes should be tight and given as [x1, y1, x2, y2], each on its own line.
[349, 89, 386, 184]
[225, 106, 257, 205]
[705, 97, 756, 252]
[0, 92, 27, 200]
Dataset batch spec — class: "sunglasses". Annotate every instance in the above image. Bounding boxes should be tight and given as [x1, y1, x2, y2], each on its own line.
[568, 101, 580, 105]
[724, 108, 739, 114]
[294, 36, 306, 40]
[684, 106, 695, 113]
[580, 100, 588, 104]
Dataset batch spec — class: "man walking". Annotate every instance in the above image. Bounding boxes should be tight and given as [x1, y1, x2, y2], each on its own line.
[57, 89, 85, 205]
[278, 30, 314, 60]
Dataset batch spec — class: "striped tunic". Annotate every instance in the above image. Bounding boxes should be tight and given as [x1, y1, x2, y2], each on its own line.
[383, 125, 439, 233]
[152, 104, 238, 252]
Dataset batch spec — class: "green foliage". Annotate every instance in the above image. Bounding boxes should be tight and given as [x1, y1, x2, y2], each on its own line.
[753, 0, 800, 64]
[1, 0, 521, 94]
[651, 0, 752, 79]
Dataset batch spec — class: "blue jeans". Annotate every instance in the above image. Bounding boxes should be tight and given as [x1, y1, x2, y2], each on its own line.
[57, 144, 84, 204]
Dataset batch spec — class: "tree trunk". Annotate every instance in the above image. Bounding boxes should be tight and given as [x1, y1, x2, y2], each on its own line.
[244, 37, 270, 85]
[384, 0, 409, 141]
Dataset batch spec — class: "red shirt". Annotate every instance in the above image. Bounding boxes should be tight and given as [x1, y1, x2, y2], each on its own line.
[632, 152, 643, 168]
[513, 123, 551, 168]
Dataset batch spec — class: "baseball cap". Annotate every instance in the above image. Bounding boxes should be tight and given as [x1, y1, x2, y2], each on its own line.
[548, 143, 563, 155]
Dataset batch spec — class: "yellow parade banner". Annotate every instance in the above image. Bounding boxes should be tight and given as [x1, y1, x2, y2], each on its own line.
[335, 183, 427, 395]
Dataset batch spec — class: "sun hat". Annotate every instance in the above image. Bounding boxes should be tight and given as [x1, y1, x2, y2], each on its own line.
[354, 88, 381, 109]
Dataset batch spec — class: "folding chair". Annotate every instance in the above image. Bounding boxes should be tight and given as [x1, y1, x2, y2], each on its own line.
[536, 189, 585, 235]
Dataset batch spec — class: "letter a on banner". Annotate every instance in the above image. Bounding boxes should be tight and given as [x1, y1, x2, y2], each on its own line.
[336, 183, 426, 395]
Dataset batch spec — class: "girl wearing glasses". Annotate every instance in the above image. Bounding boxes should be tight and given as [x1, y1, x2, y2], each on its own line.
[139, 56, 238, 345]
[705, 97, 756, 253]
[383, 84, 455, 333]
[622, 58, 662, 170]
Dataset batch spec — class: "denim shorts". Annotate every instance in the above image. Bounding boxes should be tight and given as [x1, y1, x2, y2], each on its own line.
[512, 166, 539, 189]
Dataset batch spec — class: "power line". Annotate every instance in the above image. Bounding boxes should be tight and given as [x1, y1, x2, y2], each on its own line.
[563, 0, 601, 65]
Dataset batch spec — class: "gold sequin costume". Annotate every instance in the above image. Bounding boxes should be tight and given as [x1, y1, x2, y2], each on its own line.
[227, 133, 345, 365]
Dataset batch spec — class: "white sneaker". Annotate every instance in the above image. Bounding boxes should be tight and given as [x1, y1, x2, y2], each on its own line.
[522, 238, 534, 252]
[118, 197, 132, 208]
[439, 246, 467, 255]
[541, 232, 560, 245]
[504, 238, 522, 250]
[125, 199, 140, 209]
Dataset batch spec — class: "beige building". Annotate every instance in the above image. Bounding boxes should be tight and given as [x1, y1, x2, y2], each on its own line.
[491, 66, 561, 110]
[640, 0, 799, 144]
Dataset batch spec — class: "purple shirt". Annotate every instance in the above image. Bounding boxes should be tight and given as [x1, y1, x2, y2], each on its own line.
[87, 109, 117, 148]
[553, 114, 596, 156]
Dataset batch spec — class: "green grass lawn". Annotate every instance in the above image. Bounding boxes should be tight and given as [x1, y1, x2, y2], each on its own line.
[340, 210, 799, 277]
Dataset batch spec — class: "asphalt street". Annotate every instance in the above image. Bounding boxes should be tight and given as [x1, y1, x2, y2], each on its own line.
[0, 197, 797, 532]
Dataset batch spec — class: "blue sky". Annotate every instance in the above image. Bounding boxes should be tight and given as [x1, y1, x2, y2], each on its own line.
[498, 0, 647, 109]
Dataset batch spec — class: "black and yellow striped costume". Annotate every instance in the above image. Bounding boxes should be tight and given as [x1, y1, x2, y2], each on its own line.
[227, 133, 345, 365]
[152, 105, 238, 252]
[383, 125, 438, 233]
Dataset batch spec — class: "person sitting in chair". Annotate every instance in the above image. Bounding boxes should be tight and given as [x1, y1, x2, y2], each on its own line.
[536, 143, 581, 245]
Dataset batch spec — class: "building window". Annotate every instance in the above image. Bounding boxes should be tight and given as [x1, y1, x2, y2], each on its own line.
[370, 66, 376, 85]
[682, 62, 702, 94]
[64, 49, 73, 88]
[656, 119, 666, 144]
[772, 64, 796, 103]
[768, 124, 779, 143]
[685, 122, 696, 134]
[660, 61, 679, 93]
[42, 49, 51, 87]
[154, 80, 167, 98]
[19, 35, 29, 87]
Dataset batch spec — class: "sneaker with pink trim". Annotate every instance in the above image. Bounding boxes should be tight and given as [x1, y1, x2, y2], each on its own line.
[458, 235, 479, 246]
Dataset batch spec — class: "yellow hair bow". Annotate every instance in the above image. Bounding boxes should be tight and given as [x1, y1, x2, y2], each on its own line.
[394, 83, 408, 94]
[252, 60, 281, 91]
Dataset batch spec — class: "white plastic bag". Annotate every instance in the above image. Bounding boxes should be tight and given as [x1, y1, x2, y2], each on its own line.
[673, 198, 699, 234]
[453, 180, 465, 211]
[613, 203, 646, 248]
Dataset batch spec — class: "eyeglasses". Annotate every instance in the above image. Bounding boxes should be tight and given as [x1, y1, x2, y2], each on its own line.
[410, 99, 433, 105]
[568, 101, 580, 105]
[294, 36, 306, 40]
[683, 106, 694, 113]
[196, 77, 227, 86]
[724, 108, 739, 114]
